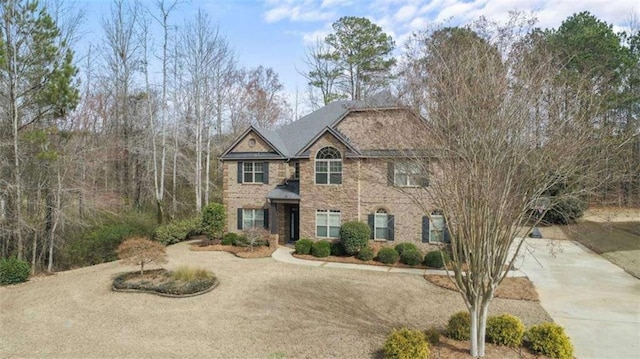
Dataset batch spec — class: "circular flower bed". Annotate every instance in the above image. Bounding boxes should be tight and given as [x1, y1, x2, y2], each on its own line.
[112, 268, 218, 297]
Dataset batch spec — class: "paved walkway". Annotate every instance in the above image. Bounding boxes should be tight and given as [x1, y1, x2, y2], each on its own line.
[518, 238, 640, 359]
[272, 247, 527, 276]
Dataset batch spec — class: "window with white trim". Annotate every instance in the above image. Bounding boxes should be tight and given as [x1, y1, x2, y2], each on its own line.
[394, 161, 425, 187]
[243, 162, 264, 183]
[315, 147, 342, 184]
[374, 209, 388, 240]
[316, 210, 341, 238]
[242, 209, 265, 229]
[429, 214, 445, 243]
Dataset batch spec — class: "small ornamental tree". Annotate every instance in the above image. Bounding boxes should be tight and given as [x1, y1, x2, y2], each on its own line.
[202, 203, 226, 240]
[117, 237, 168, 275]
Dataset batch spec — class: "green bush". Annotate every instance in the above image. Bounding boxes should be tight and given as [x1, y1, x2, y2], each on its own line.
[424, 250, 450, 268]
[330, 241, 346, 256]
[295, 239, 313, 254]
[222, 233, 238, 245]
[201, 203, 226, 239]
[357, 246, 375, 261]
[340, 221, 370, 255]
[312, 240, 331, 258]
[486, 314, 525, 347]
[154, 217, 202, 245]
[526, 323, 574, 359]
[401, 249, 423, 266]
[383, 328, 430, 359]
[540, 197, 587, 225]
[394, 243, 418, 256]
[446, 311, 470, 341]
[377, 247, 400, 265]
[424, 326, 441, 345]
[0, 257, 30, 285]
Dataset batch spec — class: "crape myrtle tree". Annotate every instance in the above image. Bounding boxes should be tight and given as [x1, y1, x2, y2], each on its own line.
[397, 14, 622, 358]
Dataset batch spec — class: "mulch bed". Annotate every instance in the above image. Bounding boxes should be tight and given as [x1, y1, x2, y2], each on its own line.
[190, 242, 275, 258]
[426, 336, 547, 358]
[112, 269, 218, 297]
[424, 275, 539, 301]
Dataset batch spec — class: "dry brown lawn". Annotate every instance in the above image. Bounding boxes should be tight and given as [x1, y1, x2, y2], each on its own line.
[190, 242, 276, 258]
[425, 275, 539, 301]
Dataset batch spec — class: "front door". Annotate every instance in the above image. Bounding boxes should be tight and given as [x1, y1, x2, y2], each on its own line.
[290, 206, 300, 241]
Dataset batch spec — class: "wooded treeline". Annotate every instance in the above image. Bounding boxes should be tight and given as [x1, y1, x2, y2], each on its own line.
[0, 1, 637, 273]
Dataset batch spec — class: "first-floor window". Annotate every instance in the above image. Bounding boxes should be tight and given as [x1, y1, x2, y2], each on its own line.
[316, 210, 341, 238]
[242, 209, 265, 229]
[374, 209, 388, 240]
[422, 214, 445, 243]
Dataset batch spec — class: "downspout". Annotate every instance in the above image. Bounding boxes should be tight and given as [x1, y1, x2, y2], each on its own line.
[357, 159, 361, 221]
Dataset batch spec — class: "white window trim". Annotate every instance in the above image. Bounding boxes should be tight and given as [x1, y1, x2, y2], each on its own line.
[394, 161, 423, 187]
[243, 162, 264, 183]
[316, 210, 341, 238]
[315, 158, 342, 185]
[242, 209, 264, 229]
[429, 214, 445, 243]
[374, 211, 388, 240]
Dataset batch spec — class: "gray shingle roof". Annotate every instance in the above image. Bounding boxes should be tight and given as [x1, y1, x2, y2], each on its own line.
[266, 181, 300, 200]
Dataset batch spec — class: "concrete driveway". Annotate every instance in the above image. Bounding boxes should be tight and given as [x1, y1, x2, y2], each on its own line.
[0, 241, 550, 359]
[518, 238, 640, 359]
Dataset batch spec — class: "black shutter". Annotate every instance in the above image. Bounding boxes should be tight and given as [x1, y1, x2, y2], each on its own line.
[387, 215, 395, 241]
[444, 216, 450, 243]
[387, 162, 394, 186]
[263, 162, 269, 184]
[368, 214, 375, 239]
[421, 170, 430, 187]
[237, 162, 243, 183]
[263, 208, 269, 229]
[237, 208, 243, 230]
[421, 216, 430, 243]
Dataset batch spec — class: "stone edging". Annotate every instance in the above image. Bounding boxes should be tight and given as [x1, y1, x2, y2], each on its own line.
[111, 279, 219, 298]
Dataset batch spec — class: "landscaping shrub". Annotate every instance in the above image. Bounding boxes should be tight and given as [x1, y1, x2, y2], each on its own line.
[383, 328, 430, 359]
[201, 203, 226, 239]
[540, 197, 587, 225]
[394, 243, 418, 256]
[312, 240, 331, 258]
[113, 268, 217, 296]
[377, 247, 400, 265]
[424, 326, 441, 345]
[400, 249, 423, 266]
[222, 233, 238, 245]
[486, 313, 525, 347]
[117, 237, 168, 275]
[357, 246, 374, 261]
[154, 216, 202, 245]
[446, 311, 471, 340]
[295, 238, 313, 254]
[58, 212, 158, 269]
[330, 241, 346, 256]
[0, 256, 30, 285]
[241, 228, 270, 250]
[171, 266, 214, 282]
[340, 221, 370, 255]
[526, 322, 574, 359]
[424, 250, 450, 268]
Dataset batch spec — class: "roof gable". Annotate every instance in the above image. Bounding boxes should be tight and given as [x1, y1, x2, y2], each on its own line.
[220, 126, 286, 160]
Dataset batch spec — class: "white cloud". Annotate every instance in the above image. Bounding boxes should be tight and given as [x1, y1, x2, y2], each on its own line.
[263, 1, 337, 23]
[321, 0, 353, 8]
[395, 5, 418, 21]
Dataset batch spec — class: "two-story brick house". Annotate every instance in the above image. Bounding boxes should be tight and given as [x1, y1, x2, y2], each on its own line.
[220, 100, 447, 245]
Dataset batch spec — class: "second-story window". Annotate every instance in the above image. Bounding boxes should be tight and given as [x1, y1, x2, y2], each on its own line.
[315, 147, 342, 185]
[238, 161, 268, 184]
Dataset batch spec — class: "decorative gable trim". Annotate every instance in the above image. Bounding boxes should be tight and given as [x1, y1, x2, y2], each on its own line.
[295, 126, 362, 158]
[219, 126, 286, 160]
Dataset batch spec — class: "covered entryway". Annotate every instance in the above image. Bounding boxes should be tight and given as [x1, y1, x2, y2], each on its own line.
[267, 180, 300, 245]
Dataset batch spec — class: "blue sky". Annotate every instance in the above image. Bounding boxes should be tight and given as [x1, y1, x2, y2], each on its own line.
[79, 0, 638, 106]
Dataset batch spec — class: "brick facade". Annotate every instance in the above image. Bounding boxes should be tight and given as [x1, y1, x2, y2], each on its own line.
[222, 107, 439, 245]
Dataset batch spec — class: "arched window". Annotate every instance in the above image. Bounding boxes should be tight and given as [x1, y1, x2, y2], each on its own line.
[315, 147, 342, 184]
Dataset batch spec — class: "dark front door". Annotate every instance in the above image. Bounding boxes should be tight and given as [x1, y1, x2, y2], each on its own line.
[290, 206, 300, 241]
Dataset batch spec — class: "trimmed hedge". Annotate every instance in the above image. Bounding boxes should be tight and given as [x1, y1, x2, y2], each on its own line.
[383, 328, 430, 359]
[424, 250, 450, 268]
[377, 247, 400, 265]
[0, 257, 30, 285]
[400, 249, 423, 266]
[357, 246, 375, 261]
[394, 243, 418, 256]
[446, 311, 471, 341]
[295, 239, 313, 254]
[340, 221, 370, 255]
[486, 314, 525, 347]
[312, 240, 331, 258]
[201, 203, 226, 239]
[330, 241, 346, 256]
[526, 323, 574, 359]
[424, 326, 441, 345]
